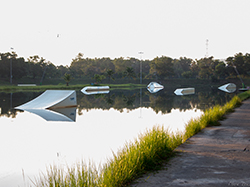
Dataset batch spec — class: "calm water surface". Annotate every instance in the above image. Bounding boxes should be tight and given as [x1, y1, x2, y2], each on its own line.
[0, 87, 236, 186]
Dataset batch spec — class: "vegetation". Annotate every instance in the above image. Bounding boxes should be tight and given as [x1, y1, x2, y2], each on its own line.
[64, 73, 71, 86]
[33, 126, 183, 187]
[33, 91, 250, 187]
[183, 96, 241, 141]
[93, 74, 106, 84]
[106, 69, 115, 83]
[1, 52, 250, 86]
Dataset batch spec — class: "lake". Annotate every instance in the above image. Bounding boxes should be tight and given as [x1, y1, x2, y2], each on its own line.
[0, 86, 236, 186]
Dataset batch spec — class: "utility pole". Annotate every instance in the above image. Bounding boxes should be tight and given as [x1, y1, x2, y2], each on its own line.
[10, 47, 14, 85]
[205, 39, 209, 58]
[138, 52, 143, 84]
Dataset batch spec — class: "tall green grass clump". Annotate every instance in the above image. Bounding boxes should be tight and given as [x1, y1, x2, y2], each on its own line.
[33, 161, 100, 187]
[238, 90, 250, 101]
[183, 95, 242, 141]
[99, 126, 182, 186]
[34, 126, 182, 187]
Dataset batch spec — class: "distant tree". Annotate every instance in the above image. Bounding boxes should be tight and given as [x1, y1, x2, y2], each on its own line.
[57, 65, 69, 77]
[27, 55, 47, 80]
[196, 57, 219, 79]
[64, 73, 71, 86]
[113, 57, 129, 78]
[243, 53, 250, 75]
[152, 56, 174, 79]
[44, 61, 60, 79]
[182, 71, 193, 78]
[214, 62, 227, 79]
[173, 57, 192, 78]
[72, 53, 84, 63]
[226, 53, 250, 77]
[106, 69, 115, 83]
[93, 74, 105, 84]
[123, 67, 135, 80]
[0, 52, 27, 80]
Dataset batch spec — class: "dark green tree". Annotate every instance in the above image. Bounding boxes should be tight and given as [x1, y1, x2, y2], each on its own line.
[152, 56, 174, 79]
[173, 57, 192, 78]
[123, 67, 136, 80]
[106, 69, 115, 83]
[214, 62, 227, 79]
[93, 74, 105, 84]
[64, 73, 71, 86]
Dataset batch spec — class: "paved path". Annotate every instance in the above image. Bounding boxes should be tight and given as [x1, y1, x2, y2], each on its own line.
[130, 99, 250, 187]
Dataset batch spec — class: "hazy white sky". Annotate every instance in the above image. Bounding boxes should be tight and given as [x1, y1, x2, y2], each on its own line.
[1, 0, 250, 66]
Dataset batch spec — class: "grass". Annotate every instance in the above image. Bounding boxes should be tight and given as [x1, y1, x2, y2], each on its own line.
[33, 91, 250, 187]
[33, 127, 183, 187]
[183, 95, 242, 142]
[0, 83, 145, 93]
[0, 84, 86, 92]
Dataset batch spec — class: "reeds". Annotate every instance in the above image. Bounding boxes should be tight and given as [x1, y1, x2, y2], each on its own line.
[33, 162, 100, 187]
[33, 127, 182, 187]
[99, 126, 183, 187]
[183, 95, 242, 142]
[33, 91, 250, 187]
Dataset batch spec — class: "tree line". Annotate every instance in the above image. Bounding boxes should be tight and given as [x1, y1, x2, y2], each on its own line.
[1, 52, 250, 84]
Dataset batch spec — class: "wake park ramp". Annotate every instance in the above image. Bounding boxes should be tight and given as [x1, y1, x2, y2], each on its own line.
[147, 82, 164, 93]
[81, 86, 110, 95]
[218, 83, 236, 93]
[174, 88, 195, 96]
[15, 90, 77, 110]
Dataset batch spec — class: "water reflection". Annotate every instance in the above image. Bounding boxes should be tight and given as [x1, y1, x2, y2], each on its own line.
[21, 107, 77, 122]
[0, 87, 237, 118]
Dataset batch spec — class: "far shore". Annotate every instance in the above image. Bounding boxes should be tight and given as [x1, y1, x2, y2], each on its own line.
[1, 77, 249, 92]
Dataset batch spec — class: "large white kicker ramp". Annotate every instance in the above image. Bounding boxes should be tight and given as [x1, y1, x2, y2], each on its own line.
[15, 90, 77, 110]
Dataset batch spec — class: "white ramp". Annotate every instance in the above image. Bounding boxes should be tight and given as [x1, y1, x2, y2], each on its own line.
[218, 83, 236, 93]
[15, 90, 77, 110]
[147, 82, 164, 93]
[174, 88, 195, 96]
[81, 86, 110, 95]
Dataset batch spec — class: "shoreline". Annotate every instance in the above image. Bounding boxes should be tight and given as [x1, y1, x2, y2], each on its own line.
[130, 93, 250, 186]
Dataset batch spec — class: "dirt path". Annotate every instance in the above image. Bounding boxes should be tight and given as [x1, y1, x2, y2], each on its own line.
[130, 99, 250, 187]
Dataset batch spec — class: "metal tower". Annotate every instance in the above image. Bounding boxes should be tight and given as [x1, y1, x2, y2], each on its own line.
[205, 39, 209, 57]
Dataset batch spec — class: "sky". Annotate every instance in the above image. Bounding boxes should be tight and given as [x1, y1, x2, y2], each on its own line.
[1, 0, 250, 66]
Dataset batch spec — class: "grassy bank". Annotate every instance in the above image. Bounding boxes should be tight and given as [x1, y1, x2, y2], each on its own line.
[33, 91, 250, 187]
[0, 83, 145, 92]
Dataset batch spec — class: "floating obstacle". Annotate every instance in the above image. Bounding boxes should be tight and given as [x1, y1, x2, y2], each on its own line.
[15, 90, 77, 110]
[218, 83, 236, 93]
[174, 88, 195, 96]
[147, 82, 164, 93]
[15, 90, 77, 122]
[17, 84, 36, 86]
[81, 86, 110, 95]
